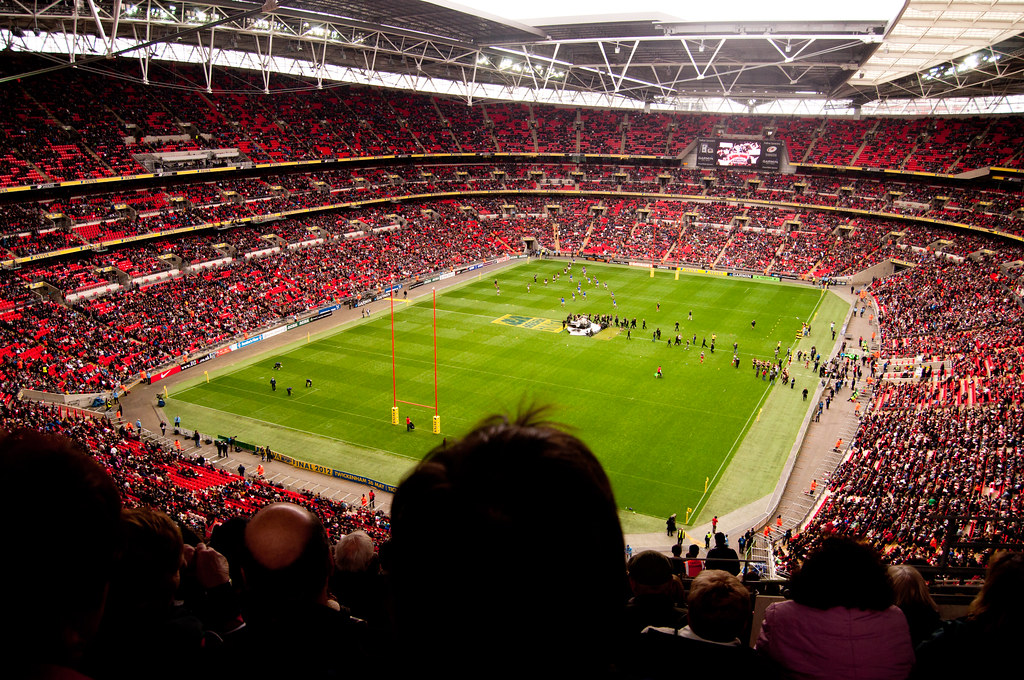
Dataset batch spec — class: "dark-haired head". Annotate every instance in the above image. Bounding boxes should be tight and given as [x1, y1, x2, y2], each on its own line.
[208, 515, 249, 587]
[970, 551, 1024, 633]
[390, 406, 624, 677]
[0, 428, 122, 670]
[109, 507, 185, 616]
[789, 536, 894, 611]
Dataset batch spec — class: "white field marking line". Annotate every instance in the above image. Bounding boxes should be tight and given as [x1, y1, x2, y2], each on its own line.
[175, 401, 420, 461]
[805, 289, 827, 326]
[173, 284, 515, 392]
[289, 387, 321, 401]
[367, 306, 551, 324]
[176, 270, 808, 390]
[316, 343, 749, 420]
[211, 385, 322, 402]
[182, 379, 472, 435]
[382, 305, 557, 323]
[222, 383, 401, 422]
[607, 467, 707, 494]
[377, 305, 492, 321]
[688, 379, 774, 518]
[399, 288, 808, 324]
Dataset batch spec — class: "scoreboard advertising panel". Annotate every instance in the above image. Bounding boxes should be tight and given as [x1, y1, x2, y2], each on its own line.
[696, 139, 782, 171]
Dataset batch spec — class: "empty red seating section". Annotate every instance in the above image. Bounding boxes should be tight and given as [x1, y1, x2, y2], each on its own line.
[487, 103, 534, 152]
[805, 119, 873, 166]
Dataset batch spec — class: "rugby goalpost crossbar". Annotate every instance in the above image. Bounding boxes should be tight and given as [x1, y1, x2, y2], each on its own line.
[390, 284, 441, 433]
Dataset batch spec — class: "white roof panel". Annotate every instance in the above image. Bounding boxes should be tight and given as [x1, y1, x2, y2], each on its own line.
[856, 0, 1024, 87]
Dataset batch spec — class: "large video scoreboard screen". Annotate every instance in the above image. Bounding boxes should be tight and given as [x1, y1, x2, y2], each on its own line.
[696, 139, 782, 171]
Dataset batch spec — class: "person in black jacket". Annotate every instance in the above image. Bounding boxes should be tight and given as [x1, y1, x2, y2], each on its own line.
[705, 532, 741, 575]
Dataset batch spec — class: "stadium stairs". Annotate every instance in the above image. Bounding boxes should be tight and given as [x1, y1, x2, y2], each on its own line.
[757, 295, 882, 577]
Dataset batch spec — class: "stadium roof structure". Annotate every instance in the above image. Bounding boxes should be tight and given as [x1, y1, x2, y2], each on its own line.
[2, 0, 1024, 114]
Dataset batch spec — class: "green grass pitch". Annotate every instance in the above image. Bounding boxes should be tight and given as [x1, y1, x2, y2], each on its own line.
[169, 261, 843, 521]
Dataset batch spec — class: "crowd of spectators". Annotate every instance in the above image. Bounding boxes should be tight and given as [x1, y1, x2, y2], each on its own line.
[783, 253, 1024, 573]
[719, 228, 785, 272]
[6, 396, 1023, 680]
[4, 53, 1024, 186]
[0, 396, 390, 556]
[1, 301, 170, 393]
[0, 183, 1020, 399]
[5, 57, 1024, 606]
[3, 156, 1023, 267]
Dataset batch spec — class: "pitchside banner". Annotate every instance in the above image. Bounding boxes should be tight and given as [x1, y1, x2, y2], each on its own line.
[148, 365, 182, 384]
[270, 451, 396, 492]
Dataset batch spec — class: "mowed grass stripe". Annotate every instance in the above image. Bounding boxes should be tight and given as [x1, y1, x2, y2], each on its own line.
[171, 261, 835, 519]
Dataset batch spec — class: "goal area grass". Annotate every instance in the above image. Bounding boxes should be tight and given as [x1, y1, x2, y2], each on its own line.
[169, 261, 848, 524]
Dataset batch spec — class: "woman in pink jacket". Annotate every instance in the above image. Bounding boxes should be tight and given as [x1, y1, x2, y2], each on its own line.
[756, 536, 915, 680]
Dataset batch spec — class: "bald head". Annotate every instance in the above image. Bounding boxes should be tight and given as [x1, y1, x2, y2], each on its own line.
[246, 503, 317, 570]
[242, 502, 331, 604]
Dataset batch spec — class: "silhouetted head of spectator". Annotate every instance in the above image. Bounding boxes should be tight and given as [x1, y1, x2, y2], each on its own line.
[789, 536, 893, 610]
[334, 529, 376, 574]
[629, 550, 673, 595]
[208, 516, 249, 587]
[108, 508, 184, 616]
[390, 407, 624, 677]
[671, 543, 682, 558]
[687, 570, 751, 643]
[688, 544, 700, 558]
[0, 428, 122, 673]
[376, 538, 395, 575]
[714, 532, 727, 547]
[242, 502, 332, 608]
[970, 551, 1024, 633]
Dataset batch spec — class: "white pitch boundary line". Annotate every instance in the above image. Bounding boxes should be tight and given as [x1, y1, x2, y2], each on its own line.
[187, 355, 742, 428]
[175, 401, 420, 461]
[302, 343, 750, 420]
[183, 380, 458, 428]
[288, 386, 321, 401]
[687, 380, 774, 519]
[685, 290, 829, 518]
[170, 304, 503, 393]
[805, 288, 828, 327]
[608, 467, 706, 495]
